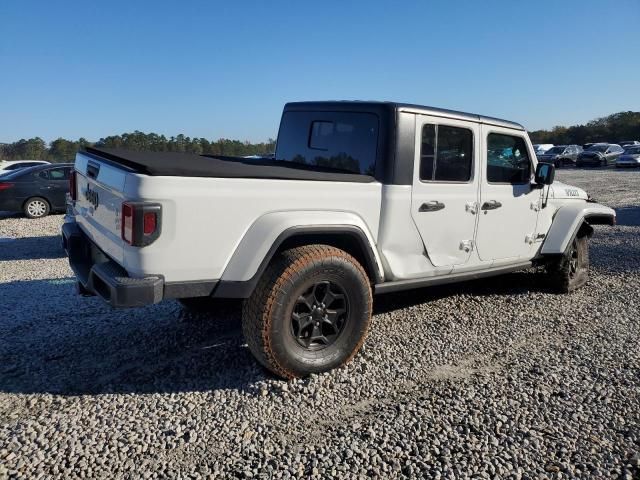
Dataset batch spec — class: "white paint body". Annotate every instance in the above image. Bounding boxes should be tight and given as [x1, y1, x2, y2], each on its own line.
[70, 123, 615, 287]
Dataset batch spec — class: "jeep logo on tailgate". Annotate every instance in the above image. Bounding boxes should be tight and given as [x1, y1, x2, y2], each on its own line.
[84, 185, 99, 209]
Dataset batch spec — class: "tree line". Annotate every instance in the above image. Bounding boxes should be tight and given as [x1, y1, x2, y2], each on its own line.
[2, 110, 638, 163]
[528, 111, 640, 145]
[0, 132, 276, 163]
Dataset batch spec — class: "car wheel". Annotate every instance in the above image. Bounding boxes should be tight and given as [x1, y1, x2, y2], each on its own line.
[546, 234, 589, 293]
[242, 244, 372, 379]
[23, 197, 50, 218]
[601, 158, 607, 167]
[555, 160, 562, 169]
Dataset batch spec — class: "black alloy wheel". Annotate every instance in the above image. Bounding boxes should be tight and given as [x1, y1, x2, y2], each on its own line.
[291, 281, 349, 350]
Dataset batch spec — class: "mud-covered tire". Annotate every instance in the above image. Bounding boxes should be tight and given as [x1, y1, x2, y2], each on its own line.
[547, 234, 590, 293]
[242, 245, 372, 379]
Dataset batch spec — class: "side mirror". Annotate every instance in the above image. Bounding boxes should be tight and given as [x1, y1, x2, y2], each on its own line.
[535, 162, 555, 185]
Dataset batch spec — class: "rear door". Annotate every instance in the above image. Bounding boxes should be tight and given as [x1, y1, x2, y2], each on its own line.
[45, 166, 71, 208]
[410, 115, 480, 267]
[476, 126, 540, 261]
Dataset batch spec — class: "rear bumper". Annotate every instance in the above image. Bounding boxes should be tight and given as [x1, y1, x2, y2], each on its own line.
[62, 221, 163, 307]
[62, 221, 217, 307]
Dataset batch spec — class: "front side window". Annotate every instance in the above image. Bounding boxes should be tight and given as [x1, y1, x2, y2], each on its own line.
[420, 124, 473, 182]
[487, 133, 531, 184]
[276, 111, 378, 176]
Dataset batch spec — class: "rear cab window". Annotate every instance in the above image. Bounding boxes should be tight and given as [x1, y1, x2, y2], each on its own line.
[275, 111, 379, 176]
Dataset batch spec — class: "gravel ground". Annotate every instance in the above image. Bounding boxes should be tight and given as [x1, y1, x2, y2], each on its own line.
[1, 169, 639, 479]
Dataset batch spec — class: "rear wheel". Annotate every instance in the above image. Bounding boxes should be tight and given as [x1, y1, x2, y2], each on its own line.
[23, 197, 50, 218]
[242, 245, 372, 379]
[546, 234, 589, 293]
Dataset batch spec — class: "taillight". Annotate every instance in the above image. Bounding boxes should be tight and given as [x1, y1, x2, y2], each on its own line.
[69, 171, 77, 201]
[121, 202, 161, 247]
[122, 203, 134, 245]
[143, 212, 157, 235]
[0, 183, 13, 191]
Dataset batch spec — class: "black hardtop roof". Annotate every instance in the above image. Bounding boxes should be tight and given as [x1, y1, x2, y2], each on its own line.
[284, 100, 525, 131]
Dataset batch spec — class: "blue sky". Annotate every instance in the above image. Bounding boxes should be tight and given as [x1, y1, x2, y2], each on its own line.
[1, 0, 639, 143]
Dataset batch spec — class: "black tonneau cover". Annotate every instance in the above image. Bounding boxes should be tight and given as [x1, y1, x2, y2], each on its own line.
[84, 147, 375, 183]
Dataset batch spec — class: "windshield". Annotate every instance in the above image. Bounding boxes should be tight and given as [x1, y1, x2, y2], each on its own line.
[624, 146, 640, 155]
[545, 147, 565, 154]
[587, 145, 608, 153]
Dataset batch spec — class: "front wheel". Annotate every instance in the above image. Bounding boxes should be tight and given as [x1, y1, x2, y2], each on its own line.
[546, 235, 589, 293]
[23, 197, 50, 218]
[242, 245, 372, 379]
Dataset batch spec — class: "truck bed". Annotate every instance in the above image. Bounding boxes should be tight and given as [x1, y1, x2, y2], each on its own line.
[85, 147, 375, 183]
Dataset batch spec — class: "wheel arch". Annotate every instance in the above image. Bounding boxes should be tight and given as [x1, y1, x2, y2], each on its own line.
[214, 214, 384, 299]
[539, 203, 615, 256]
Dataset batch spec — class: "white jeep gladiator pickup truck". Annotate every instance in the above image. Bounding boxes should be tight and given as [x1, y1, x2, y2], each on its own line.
[62, 101, 615, 379]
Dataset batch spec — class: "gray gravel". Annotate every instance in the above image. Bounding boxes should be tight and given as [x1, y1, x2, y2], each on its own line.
[1, 168, 639, 479]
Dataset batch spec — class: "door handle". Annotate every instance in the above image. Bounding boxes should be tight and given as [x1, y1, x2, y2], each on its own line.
[481, 200, 502, 210]
[419, 201, 445, 212]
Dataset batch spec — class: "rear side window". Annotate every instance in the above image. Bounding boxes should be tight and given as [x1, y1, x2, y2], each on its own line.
[48, 168, 70, 180]
[487, 133, 531, 184]
[420, 124, 473, 182]
[276, 111, 378, 175]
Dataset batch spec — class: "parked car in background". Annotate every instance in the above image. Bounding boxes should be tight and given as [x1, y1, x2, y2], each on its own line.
[576, 143, 624, 167]
[536, 145, 583, 168]
[616, 145, 640, 168]
[0, 163, 73, 218]
[533, 144, 554, 155]
[618, 140, 640, 148]
[0, 160, 50, 175]
[582, 143, 597, 150]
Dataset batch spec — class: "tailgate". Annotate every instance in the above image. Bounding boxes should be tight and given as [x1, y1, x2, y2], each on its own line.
[73, 152, 131, 264]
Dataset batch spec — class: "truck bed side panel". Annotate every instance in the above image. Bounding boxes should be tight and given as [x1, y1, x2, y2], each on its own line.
[120, 175, 382, 283]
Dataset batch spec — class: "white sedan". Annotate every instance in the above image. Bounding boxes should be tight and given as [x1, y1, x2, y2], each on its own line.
[0, 160, 50, 175]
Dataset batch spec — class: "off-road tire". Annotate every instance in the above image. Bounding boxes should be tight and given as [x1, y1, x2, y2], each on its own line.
[547, 234, 589, 293]
[242, 244, 372, 379]
[23, 197, 50, 218]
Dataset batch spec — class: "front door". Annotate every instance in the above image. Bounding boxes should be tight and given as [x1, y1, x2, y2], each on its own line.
[476, 126, 540, 261]
[411, 116, 480, 267]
